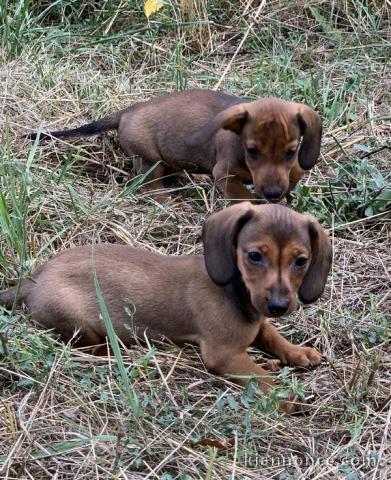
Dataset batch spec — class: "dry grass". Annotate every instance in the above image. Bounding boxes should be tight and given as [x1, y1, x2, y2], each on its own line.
[0, 1, 390, 478]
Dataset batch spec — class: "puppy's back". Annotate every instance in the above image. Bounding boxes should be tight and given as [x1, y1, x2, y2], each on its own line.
[0, 245, 206, 345]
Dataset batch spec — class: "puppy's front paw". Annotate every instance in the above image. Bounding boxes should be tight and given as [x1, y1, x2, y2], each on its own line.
[280, 346, 321, 368]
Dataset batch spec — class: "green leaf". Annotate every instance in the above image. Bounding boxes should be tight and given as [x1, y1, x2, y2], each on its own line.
[364, 205, 374, 216]
[353, 143, 371, 153]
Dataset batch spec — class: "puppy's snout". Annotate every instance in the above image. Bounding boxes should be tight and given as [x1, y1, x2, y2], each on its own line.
[263, 186, 283, 201]
[267, 298, 289, 317]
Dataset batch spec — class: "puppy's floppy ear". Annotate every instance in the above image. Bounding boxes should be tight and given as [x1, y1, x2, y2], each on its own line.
[297, 105, 322, 170]
[299, 217, 332, 304]
[203, 202, 253, 286]
[185, 103, 249, 147]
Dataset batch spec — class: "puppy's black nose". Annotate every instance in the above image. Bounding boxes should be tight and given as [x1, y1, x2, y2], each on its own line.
[267, 298, 289, 317]
[263, 187, 283, 201]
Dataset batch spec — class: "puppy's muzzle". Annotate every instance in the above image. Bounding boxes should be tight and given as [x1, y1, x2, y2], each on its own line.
[263, 186, 284, 202]
[266, 298, 289, 317]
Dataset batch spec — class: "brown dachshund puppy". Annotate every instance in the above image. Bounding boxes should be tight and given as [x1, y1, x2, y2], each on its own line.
[27, 90, 322, 203]
[0, 204, 331, 411]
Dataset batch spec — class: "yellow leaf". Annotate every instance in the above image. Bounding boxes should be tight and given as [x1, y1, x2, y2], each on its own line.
[144, 0, 164, 18]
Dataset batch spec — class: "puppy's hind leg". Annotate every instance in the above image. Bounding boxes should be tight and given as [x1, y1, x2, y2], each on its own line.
[133, 157, 170, 203]
[119, 131, 171, 202]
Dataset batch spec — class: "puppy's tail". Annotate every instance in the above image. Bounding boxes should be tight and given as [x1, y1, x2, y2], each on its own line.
[0, 282, 29, 308]
[25, 110, 122, 141]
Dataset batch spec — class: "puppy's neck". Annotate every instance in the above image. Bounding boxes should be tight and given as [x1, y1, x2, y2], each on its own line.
[224, 271, 259, 323]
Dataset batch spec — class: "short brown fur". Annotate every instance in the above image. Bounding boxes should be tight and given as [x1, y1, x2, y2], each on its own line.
[27, 90, 322, 202]
[0, 204, 332, 412]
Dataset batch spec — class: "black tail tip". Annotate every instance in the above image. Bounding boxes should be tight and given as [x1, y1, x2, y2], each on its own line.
[24, 132, 37, 141]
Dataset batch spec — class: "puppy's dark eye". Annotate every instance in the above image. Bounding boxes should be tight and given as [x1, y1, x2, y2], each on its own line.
[285, 149, 296, 160]
[248, 251, 263, 264]
[294, 257, 308, 269]
[246, 147, 260, 158]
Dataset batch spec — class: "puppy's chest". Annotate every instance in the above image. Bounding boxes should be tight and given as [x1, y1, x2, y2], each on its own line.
[245, 318, 264, 345]
[214, 316, 263, 351]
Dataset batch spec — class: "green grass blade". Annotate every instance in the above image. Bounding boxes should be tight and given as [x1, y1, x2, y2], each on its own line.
[92, 252, 140, 421]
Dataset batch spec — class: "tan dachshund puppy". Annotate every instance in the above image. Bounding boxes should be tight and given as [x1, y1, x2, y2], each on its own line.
[27, 90, 322, 203]
[0, 204, 331, 411]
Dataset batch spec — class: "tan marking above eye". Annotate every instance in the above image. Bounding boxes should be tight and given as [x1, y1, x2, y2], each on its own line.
[260, 245, 269, 254]
[281, 246, 309, 266]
